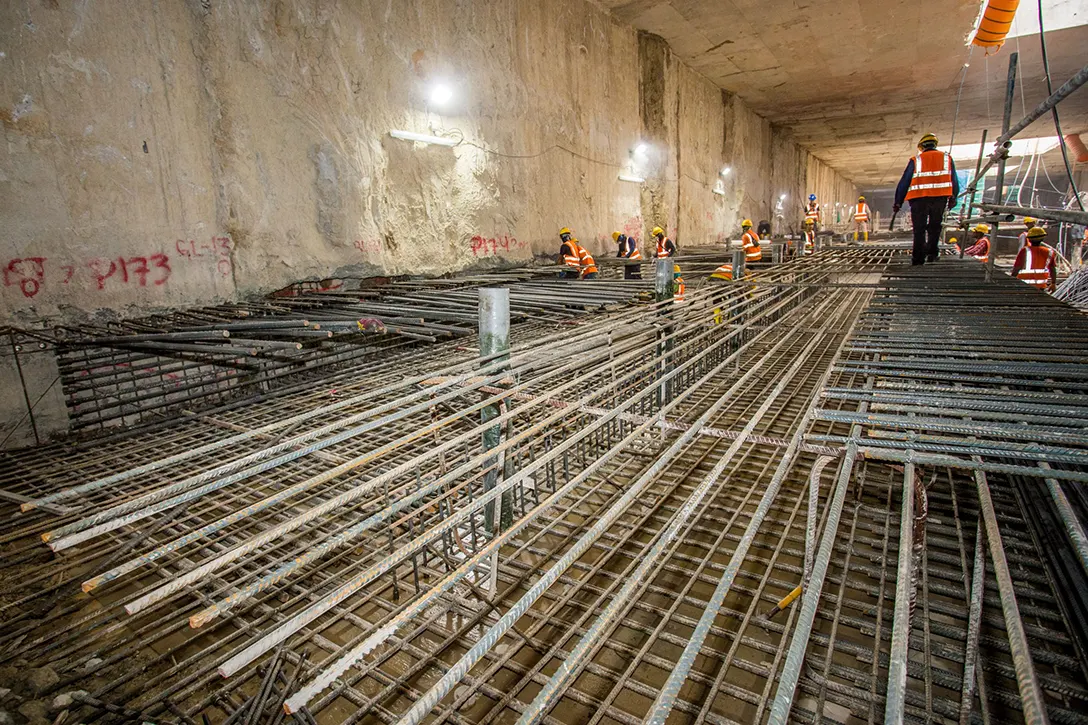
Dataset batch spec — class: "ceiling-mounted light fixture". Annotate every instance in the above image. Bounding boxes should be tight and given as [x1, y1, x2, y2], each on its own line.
[618, 173, 645, 183]
[780, 193, 788, 200]
[720, 166, 731, 176]
[389, 129, 457, 146]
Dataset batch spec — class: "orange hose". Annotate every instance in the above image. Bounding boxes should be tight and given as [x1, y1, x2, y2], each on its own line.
[972, 0, 1020, 49]
[1066, 134, 1088, 163]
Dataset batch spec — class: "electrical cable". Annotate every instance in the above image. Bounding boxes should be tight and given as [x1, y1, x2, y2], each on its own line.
[1038, 0, 1085, 211]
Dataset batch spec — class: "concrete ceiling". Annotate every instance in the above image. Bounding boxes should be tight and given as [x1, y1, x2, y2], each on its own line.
[600, 0, 1088, 189]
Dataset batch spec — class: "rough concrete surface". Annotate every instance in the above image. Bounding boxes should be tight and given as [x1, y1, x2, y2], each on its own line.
[1, 0, 854, 325]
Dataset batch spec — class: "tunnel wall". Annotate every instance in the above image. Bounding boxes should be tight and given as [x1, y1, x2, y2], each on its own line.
[1, 0, 855, 325]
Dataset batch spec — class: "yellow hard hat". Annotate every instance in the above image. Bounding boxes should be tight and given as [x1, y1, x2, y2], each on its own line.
[1023, 217, 1036, 225]
[612, 231, 621, 242]
[858, 195, 865, 201]
[673, 264, 681, 274]
[652, 226, 665, 237]
[1027, 226, 1047, 239]
[918, 133, 939, 147]
[559, 227, 572, 236]
[741, 219, 752, 228]
[973, 223, 990, 234]
[803, 218, 814, 226]
[949, 237, 958, 244]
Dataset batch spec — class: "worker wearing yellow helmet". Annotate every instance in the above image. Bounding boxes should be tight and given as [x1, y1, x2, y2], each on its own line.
[801, 218, 816, 255]
[893, 132, 961, 266]
[740, 219, 762, 262]
[1017, 217, 1038, 251]
[613, 230, 643, 279]
[557, 227, 597, 279]
[653, 226, 676, 258]
[963, 223, 991, 263]
[853, 195, 872, 242]
[672, 264, 686, 303]
[1012, 226, 1057, 292]
[946, 236, 961, 254]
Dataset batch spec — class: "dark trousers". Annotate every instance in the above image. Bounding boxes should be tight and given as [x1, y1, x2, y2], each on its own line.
[909, 196, 948, 265]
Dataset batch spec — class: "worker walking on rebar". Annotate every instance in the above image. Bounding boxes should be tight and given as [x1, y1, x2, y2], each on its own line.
[801, 218, 816, 255]
[853, 196, 872, 242]
[804, 195, 821, 229]
[741, 219, 762, 262]
[1012, 226, 1057, 292]
[613, 231, 642, 279]
[963, 224, 991, 263]
[894, 133, 960, 266]
[653, 226, 677, 258]
[1017, 217, 1038, 251]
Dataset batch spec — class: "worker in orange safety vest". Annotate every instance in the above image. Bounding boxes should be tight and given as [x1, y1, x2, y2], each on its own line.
[741, 219, 762, 262]
[853, 196, 872, 242]
[653, 226, 677, 258]
[710, 262, 735, 280]
[558, 227, 596, 279]
[804, 195, 821, 229]
[1011, 226, 1057, 292]
[893, 133, 960, 266]
[963, 223, 990, 263]
[577, 243, 598, 279]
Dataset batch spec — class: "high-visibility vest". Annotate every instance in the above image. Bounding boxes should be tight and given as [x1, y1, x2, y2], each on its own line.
[577, 246, 598, 276]
[854, 203, 870, 222]
[710, 264, 734, 280]
[673, 277, 685, 303]
[1017, 244, 1055, 289]
[656, 237, 674, 258]
[803, 230, 815, 253]
[742, 230, 762, 262]
[905, 150, 954, 199]
[804, 204, 820, 223]
[561, 241, 581, 270]
[626, 239, 643, 261]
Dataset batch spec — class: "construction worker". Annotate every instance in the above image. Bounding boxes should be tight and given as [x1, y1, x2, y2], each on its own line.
[672, 264, 685, 303]
[709, 262, 735, 280]
[801, 218, 816, 255]
[947, 236, 961, 254]
[741, 219, 762, 262]
[804, 195, 821, 229]
[893, 133, 960, 266]
[853, 196, 872, 242]
[613, 231, 642, 280]
[1011, 226, 1057, 292]
[653, 226, 677, 258]
[558, 227, 581, 279]
[963, 224, 990, 263]
[1017, 217, 1037, 251]
[757, 220, 772, 240]
[577, 243, 598, 279]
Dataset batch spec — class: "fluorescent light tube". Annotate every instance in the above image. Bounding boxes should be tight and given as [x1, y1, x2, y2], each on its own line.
[389, 130, 457, 146]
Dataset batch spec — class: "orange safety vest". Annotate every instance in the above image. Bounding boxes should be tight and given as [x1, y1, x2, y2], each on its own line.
[803, 230, 815, 253]
[577, 245, 598, 276]
[1017, 244, 1055, 289]
[673, 277, 685, 303]
[561, 240, 582, 270]
[854, 203, 870, 222]
[742, 230, 762, 262]
[656, 237, 674, 258]
[710, 264, 734, 280]
[905, 150, 954, 199]
[804, 204, 820, 222]
[626, 244, 643, 261]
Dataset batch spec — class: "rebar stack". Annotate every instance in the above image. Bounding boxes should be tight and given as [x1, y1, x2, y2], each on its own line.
[1, 251, 1086, 725]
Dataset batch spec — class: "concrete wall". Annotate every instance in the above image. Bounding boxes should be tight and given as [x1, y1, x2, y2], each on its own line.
[1, 0, 855, 326]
